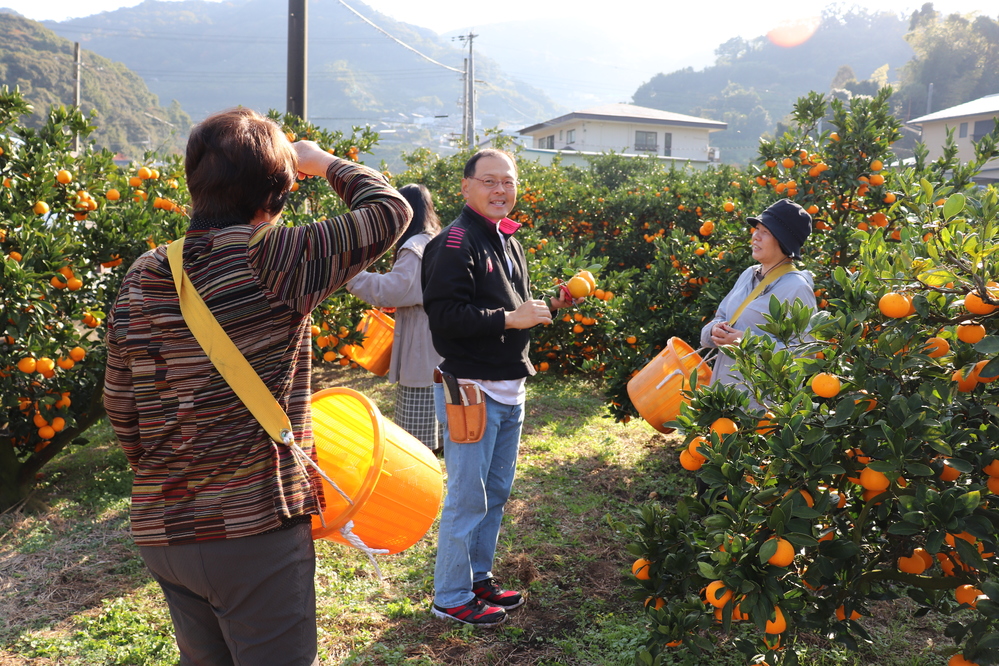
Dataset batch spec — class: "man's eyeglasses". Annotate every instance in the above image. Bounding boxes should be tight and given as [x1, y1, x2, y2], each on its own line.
[468, 177, 518, 190]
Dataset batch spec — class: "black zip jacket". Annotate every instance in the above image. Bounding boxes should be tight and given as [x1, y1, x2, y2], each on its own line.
[421, 205, 535, 380]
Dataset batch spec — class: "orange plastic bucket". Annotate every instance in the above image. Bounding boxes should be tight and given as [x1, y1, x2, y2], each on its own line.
[347, 309, 394, 376]
[309, 387, 443, 554]
[627, 337, 712, 433]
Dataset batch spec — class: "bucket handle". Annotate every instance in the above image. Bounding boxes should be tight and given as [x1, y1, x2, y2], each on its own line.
[654, 346, 717, 391]
[655, 368, 684, 390]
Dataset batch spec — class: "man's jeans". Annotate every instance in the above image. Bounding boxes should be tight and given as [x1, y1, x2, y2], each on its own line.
[432, 381, 523, 608]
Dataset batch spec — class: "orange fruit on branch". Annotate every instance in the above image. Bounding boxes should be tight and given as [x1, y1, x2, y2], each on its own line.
[955, 584, 983, 608]
[938, 460, 962, 482]
[835, 605, 861, 621]
[953, 368, 978, 393]
[859, 467, 890, 492]
[970, 359, 999, 383]
[811, 372, 841, 398]
[679, 449, 703, 471]
[710, 417, 737, 435]
[766, 537, 795, 567]
[765, 606, 787, 633]
[687, 436, 707, 463]
[957, 323, 986, 344]
[878, 292, 912, 318]
[965, 291, 997, 315]
[924, 336, 950, 358]
[632, 557, 652, 580]
[898, 550, 928, 574]
[705, 580, 732, 608]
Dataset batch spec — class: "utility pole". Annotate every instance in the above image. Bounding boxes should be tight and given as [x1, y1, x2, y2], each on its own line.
[287, 0, 308, 120]
[73, 42, 81, 154]
[456, 32, 476, 147]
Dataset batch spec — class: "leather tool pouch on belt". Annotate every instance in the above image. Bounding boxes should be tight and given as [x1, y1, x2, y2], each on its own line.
[439, 370, 486, 444]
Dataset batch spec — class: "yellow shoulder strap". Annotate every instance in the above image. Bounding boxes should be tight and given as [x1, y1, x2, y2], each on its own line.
[166, 238, 293, 445]
[729, 262, 796, 326]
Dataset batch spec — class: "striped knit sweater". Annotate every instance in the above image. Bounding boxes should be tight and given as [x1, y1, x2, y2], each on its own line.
[103, 159, 410, 546]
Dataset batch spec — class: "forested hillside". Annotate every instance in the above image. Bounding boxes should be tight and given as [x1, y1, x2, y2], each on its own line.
[42, 0, 560, 144]
[893, 4, 999, 120]
[633, 4, 999, 166]
[633, 8, 914, 165]
[0, 12, 190, 157]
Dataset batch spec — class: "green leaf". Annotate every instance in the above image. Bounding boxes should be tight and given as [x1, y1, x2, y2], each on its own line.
[759, 537, 778, 565]
[790, 505, 821, 519]
[976, 600, 999, 621]
[697, 561, 717, 579]
[917, 268, 957, 287]
[785, 532, 819, 548]
[920, 178, 934, 200]
[958, 490, 982, 512]
[819, 539, 861, 559]
[905, 463, 936, 477]
[887, 522, 922, 535]
[768, 506, 788, 534]
[868, 460, 896, 474]
[943, 192, 966, 220]
[974, 337, 999, 355]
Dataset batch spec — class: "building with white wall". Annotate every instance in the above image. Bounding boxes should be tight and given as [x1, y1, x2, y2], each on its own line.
[517, 103, 726, 168]
[907, 94, 999, 185]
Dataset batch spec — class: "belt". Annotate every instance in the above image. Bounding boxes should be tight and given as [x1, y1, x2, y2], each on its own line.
[433, 368, 443, 383]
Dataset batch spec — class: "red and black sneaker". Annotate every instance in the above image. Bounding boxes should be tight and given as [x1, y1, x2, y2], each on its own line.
[472, 577, 525, 610]
[432, 597, 507, 627]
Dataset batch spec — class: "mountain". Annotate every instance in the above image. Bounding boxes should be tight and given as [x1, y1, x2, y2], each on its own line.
[631, 8, 917, 164]
[38, 0, 563, 167]
[443, 18, 710, 113]
[0, 11, 191, 156]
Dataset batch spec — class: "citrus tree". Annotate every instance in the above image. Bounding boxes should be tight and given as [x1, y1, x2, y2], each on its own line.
[0, 89, 383, 511]
[620, 89, 999, 666]
[0, 87, 191, 510]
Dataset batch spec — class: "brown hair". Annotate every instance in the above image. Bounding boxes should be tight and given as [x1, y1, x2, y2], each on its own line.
[463, 148, 518, 179]
[185, 108, 298, 221]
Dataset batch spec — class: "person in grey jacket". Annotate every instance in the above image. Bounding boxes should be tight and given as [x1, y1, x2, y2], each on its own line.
[346, 184, 443, 450]
[700, 199, 816, 410]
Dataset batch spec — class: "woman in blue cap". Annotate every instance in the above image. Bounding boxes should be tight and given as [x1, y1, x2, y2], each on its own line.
[699, 198, 817, 409]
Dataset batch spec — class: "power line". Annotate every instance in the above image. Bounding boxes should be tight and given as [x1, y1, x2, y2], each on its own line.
[334, 0, 462, 74]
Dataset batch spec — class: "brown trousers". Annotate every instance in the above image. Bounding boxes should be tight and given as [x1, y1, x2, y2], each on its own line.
[140, 522, 319, 666]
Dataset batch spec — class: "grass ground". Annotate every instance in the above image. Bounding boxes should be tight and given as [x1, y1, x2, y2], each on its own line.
[0, 369, 961, 665]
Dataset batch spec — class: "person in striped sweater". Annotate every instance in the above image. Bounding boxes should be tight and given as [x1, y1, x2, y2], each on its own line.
[103, 107, 410, 666]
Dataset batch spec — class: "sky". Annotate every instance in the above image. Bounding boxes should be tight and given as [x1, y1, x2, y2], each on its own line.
[2, 0, 988, 40]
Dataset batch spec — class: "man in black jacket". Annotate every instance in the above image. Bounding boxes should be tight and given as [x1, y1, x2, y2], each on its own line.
[422, 149, 572, 627]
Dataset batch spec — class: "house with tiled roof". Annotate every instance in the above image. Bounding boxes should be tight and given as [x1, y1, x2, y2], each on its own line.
[907, 94, 999, 185]
[516, 103, 727, 168]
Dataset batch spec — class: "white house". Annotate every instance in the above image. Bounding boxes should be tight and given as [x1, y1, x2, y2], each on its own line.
[517, 103, 726, 168]
[907, 94, 999, 185]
